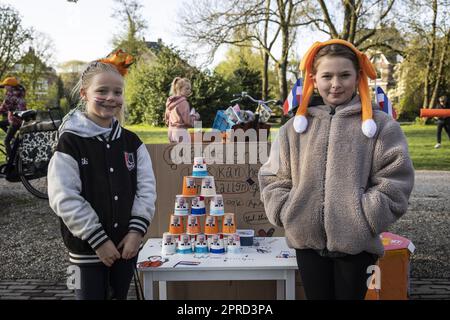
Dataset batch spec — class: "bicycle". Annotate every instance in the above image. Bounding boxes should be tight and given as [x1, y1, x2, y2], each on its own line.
[210, 92, 282, 142]
[0, 107, 62, 199]
[230, 92, 283, 124]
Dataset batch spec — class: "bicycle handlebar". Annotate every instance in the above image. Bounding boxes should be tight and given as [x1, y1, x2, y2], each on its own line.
[231, 92, 283, 106]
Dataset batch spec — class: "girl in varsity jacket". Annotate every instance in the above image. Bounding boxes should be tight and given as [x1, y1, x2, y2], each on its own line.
[48, 51, 156, 300]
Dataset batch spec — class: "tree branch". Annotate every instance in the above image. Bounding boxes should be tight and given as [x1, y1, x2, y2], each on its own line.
[317, 0, 339, 38]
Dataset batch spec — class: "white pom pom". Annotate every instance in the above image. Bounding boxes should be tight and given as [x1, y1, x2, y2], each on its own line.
[293, 115, 308, 133]
[362, 119, 377, 138]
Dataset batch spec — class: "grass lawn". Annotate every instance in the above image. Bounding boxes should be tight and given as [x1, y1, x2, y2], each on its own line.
[401, 123, 450, 170]
[1, 123, 449, 171]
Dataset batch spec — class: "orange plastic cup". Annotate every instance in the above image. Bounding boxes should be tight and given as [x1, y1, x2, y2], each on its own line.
[169, 215, 184, 234]
[182, 176, 197, 196]
[186, 215, 201, 235]
[204, 215, 219, 235]
[222, 213, 236, 234]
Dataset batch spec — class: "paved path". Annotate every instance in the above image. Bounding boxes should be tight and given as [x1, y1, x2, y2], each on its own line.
[0, 278, 449, 300]
[0, 279, 137, 300]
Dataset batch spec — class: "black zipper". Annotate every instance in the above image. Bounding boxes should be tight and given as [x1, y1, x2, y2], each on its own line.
[321, 108, 335, 247]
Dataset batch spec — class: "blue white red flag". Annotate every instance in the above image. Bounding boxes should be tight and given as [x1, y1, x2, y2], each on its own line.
[283, 78, 303, 115]
[375, 86, 397, 119]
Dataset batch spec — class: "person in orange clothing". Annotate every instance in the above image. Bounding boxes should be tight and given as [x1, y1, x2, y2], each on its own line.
[0, 77, 27, 158]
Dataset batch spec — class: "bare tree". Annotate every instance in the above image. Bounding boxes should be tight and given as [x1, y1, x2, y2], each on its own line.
[0, 4, 32, 79]
[399, 0, 449, 108]
[262, 0, 272, 99]
[422, 0, 438, 108]
[111, 0, 149, 58]
[180, 0, 314, 100]
[429, 29, 450, 108]
[306, 0, 397, 49]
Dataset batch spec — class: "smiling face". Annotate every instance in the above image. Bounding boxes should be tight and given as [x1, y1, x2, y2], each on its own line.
[81, 71, 124, 127]
[313, 56, 359, 107]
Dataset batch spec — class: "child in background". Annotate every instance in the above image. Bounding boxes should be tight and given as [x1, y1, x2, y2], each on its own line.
[164, 77, 200, 143]
[259, 39, 414, 300]
[48, 50, 156, 300]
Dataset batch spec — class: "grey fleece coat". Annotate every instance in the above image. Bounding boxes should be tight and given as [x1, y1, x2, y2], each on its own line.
[258, 95, 415, 257]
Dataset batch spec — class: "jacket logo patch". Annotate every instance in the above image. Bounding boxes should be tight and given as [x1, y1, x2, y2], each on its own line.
[81, 158, 88, 165]
[124, 152, 135, 171]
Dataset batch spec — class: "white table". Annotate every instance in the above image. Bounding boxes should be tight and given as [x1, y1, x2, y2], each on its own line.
[137, 237, 297, 300]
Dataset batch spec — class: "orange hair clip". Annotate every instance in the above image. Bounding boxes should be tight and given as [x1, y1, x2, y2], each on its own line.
[98, 49, 134, 76]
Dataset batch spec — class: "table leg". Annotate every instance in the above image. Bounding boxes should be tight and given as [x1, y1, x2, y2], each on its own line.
[285, 270, 295, 300]
[159, 281, 167, 300]
[143, 272, 154, 300]
[276, 280, 285, 300]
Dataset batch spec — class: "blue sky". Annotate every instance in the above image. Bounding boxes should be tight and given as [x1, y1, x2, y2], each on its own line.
[4, 0, 327, 69]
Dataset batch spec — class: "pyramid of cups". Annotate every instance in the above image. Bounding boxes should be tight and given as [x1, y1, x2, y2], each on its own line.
[164, 157, 238, 255]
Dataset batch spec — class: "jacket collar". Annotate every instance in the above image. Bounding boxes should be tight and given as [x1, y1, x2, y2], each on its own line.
[94, 120, 122, 142]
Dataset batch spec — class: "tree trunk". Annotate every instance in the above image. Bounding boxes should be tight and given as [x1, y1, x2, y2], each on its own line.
[263, 53, 269, 100]
[262, 0, 271, 100]
[278, 61, 288, 101]
[429, 30, 450, 108]
[423, 0, 438, 108]
[277, 0, 289, 101]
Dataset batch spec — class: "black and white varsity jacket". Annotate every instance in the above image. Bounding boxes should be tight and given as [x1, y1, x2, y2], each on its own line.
[48, 111, 156, 265]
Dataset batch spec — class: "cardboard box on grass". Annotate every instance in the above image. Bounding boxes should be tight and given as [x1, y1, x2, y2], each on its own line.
[365, 232, 415, 300]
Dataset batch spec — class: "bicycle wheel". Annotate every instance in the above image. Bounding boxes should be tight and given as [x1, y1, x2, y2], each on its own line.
[17, 155, 49, 199]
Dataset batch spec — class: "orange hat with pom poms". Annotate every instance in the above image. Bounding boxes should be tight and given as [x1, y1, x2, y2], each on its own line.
[98, 49, 134, 76]
[293, 39, 378, 138]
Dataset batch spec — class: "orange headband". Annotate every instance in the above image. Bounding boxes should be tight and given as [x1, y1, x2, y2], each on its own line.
[293, 39, 378, 138]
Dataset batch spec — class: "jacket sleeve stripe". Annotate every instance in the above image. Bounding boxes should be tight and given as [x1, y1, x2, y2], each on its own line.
[129, 216, 149, 228]
[129, 224, 147, 235]
[90, 234, 110, 250]
[86, 226, 105, 242]
[87, 228, 106, 245]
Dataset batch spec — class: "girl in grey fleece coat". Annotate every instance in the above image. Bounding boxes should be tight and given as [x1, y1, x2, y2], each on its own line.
[258, 40, 415, 300]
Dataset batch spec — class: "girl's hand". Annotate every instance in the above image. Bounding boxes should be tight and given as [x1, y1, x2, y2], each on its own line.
[95, 240, 121, 267]
[117, 232, 143, 260]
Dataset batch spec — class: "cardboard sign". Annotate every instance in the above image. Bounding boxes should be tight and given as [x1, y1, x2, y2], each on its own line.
[145, 143, 282, 238]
